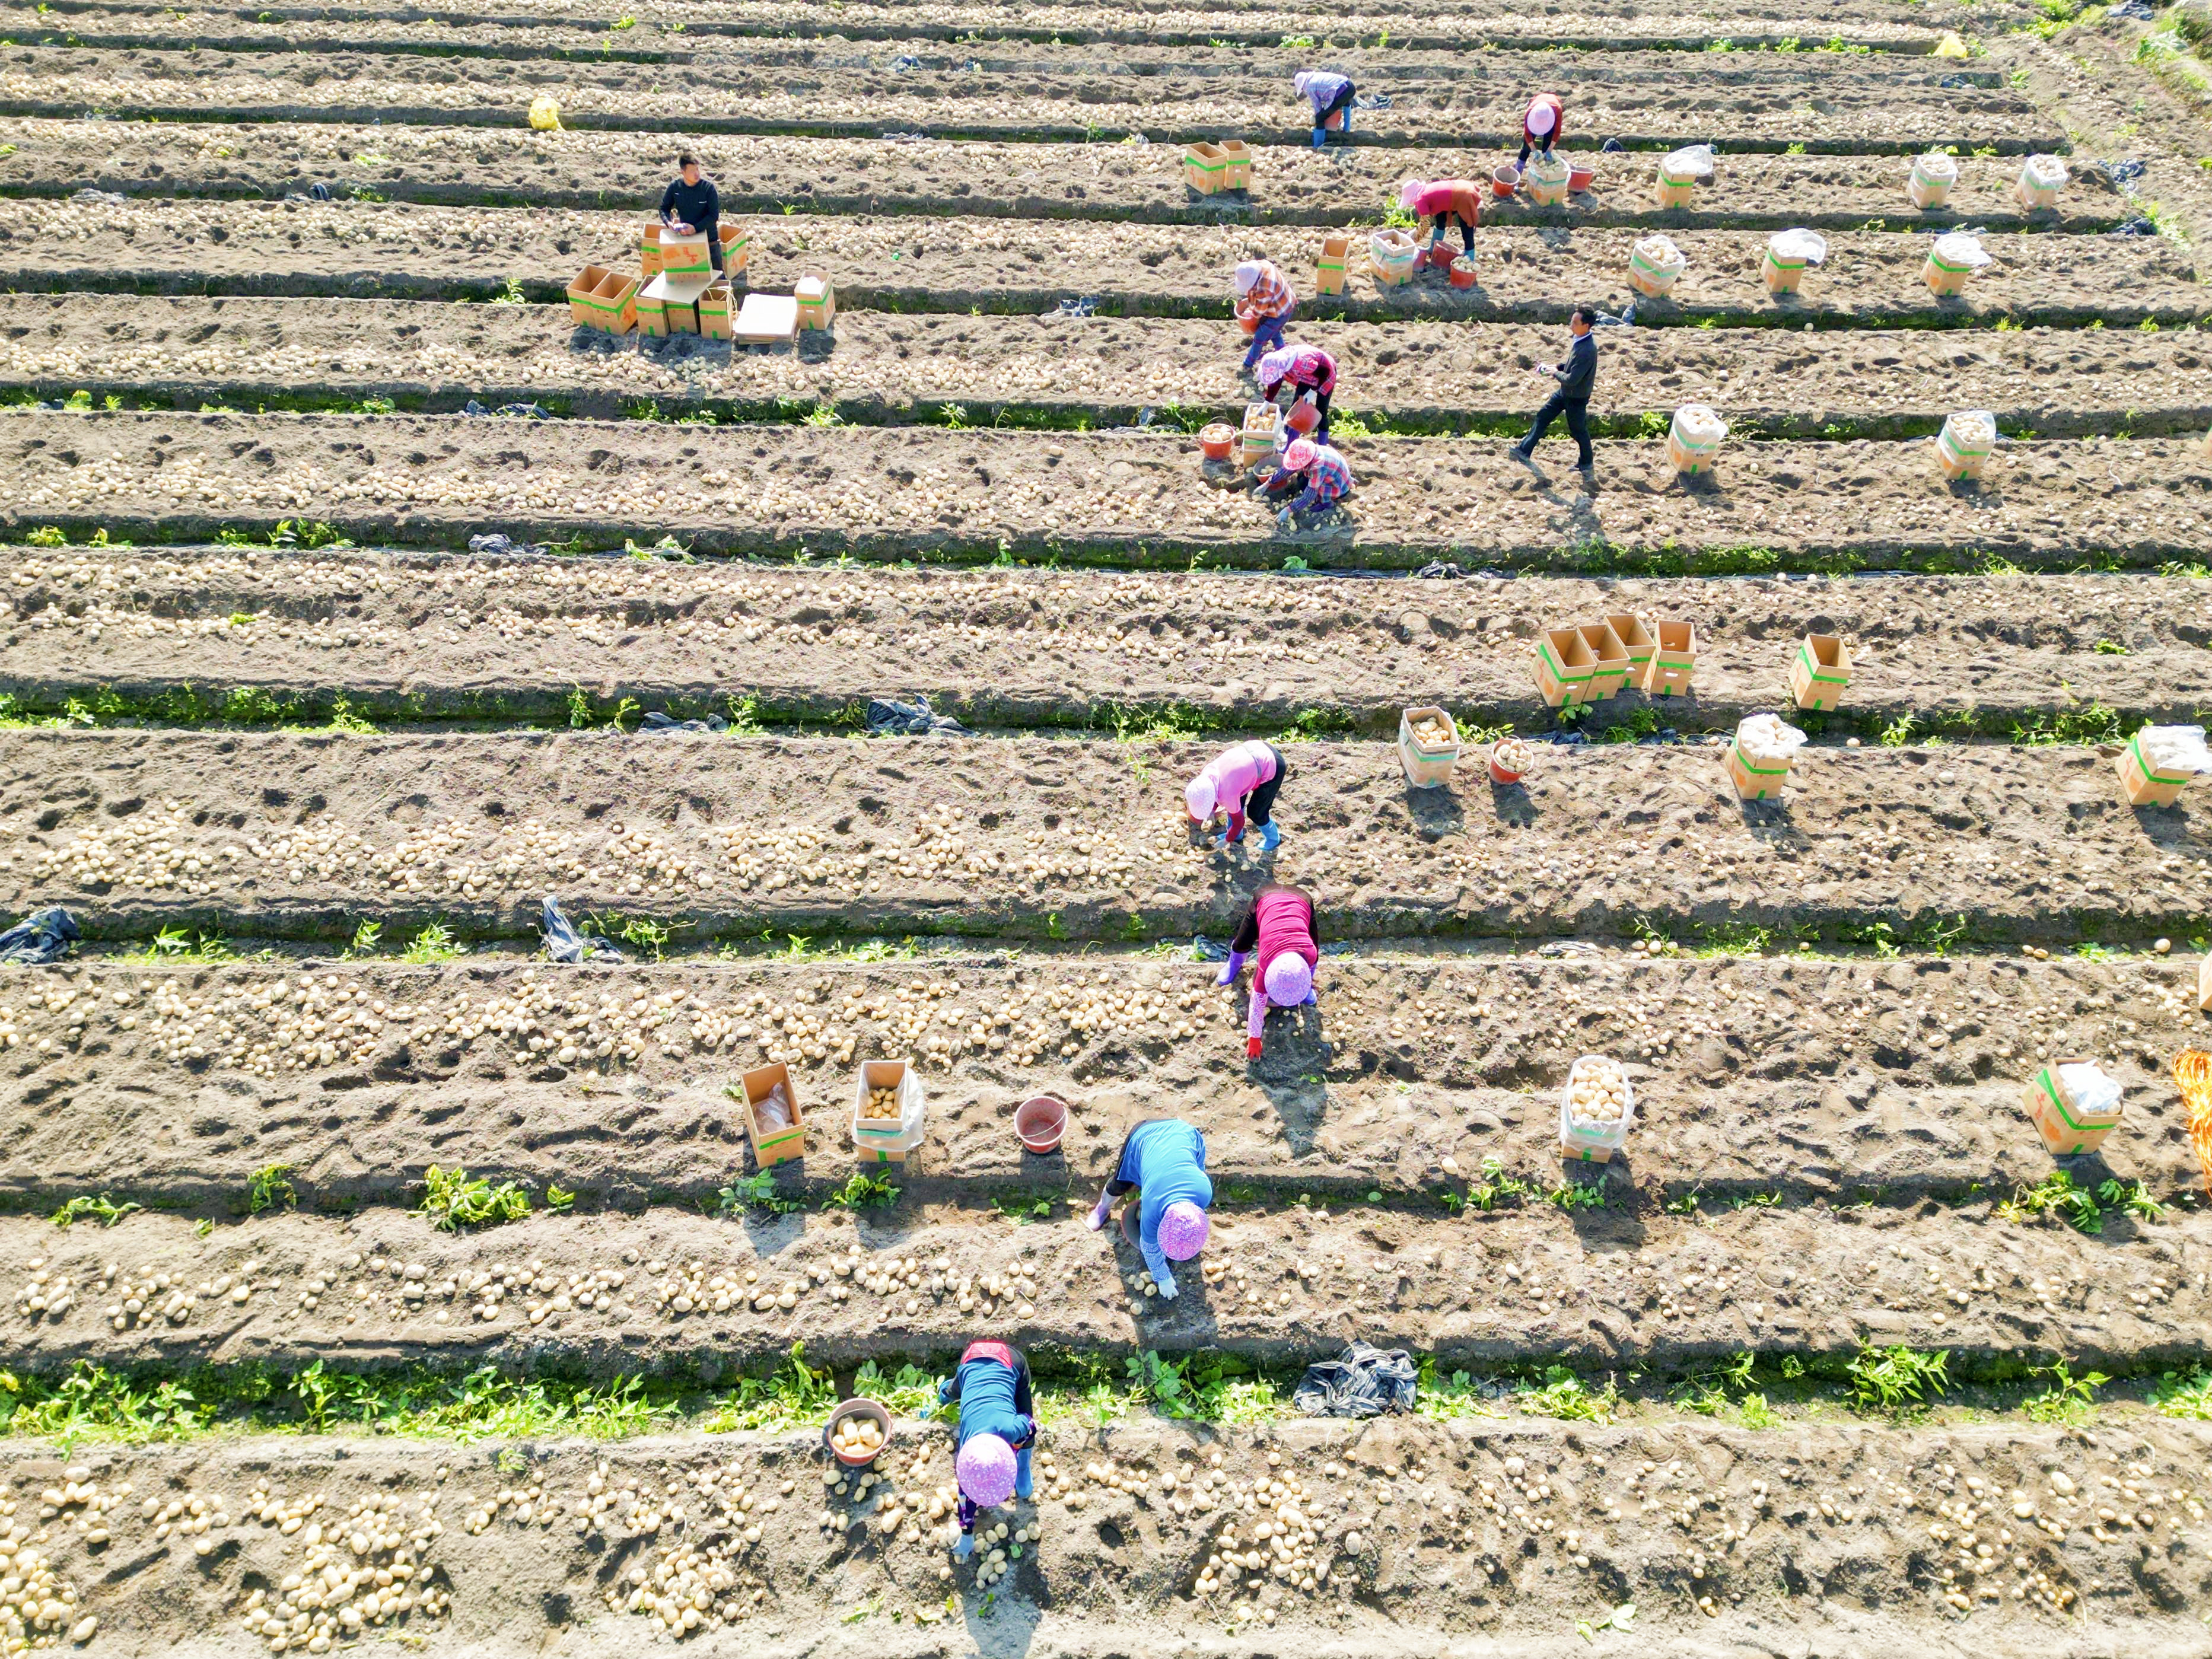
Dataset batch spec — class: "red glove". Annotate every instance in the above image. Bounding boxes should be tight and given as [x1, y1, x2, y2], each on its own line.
[1246, 1037, 1264, 1059]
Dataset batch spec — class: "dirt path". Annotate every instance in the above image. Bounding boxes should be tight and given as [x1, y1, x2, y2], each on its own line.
[4, 410, 2206, 570]
[5, 296, 2204, 439]
[0, 51, 2061, 153]
[0, 1192, 2200, 1376]
[0, 1418, 2200, 1659]
[9, 196, 2205, 325]
[2, 946, 2206, 1201]
[11, 549, 2212, 730]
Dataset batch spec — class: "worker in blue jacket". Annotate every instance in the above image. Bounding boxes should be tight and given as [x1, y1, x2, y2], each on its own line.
[936, 1340, 1037, 1560]
[1085, 1117, 1212, 1296]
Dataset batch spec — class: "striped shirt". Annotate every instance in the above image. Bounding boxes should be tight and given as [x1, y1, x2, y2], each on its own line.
[1304, 444, 1353, 503]
[1236, 262, 1296, 321]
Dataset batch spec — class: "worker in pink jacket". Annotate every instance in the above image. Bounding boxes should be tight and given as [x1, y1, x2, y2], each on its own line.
[1184, 740, 1288, 853]
[1398, 177, 1481, 266]
[1218, 883, 1319, 1059]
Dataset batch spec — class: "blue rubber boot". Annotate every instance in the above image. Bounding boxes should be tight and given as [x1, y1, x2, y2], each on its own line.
[1312, 128, 1326, 149]
[1259, 822, 1281, 852]
[954, 1533, 975, 1562]
[1015, 1446, 1034, 1501]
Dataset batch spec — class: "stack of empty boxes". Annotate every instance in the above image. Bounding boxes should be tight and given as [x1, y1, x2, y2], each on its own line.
[565, 221, 752, 339]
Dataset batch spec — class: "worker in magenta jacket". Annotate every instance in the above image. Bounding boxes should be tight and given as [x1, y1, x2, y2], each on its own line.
[1398, 177, 1481, 265]
[1255, 344, 1338, 442]
[1219, 883, 1319, 1059]
[1518, 93, 1564, 168]
[1184, 740, 1288, 852]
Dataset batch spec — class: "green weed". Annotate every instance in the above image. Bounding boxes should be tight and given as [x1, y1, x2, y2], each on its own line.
[50, 1194, 140, 1228]
[701, 1343, 838, 1432]
[1520, 1366, 1619, 1424]
[2096, 1177, 2165, 1222]
[717, 1167, 801, 1216]
[418, 1166, 533, 1231]
[850, 1359, 937, 1416]
[2011, 703, 2124, 746]
[1997, 1169, 2102, 1234]
[1576, 1602, 1637, 1644]
[1847, 1344, 1950, 1413]
[400, 922, 461, 964]
[247, 1163, 296, 1215]
[2022, 1358, 2108, 1425]
[2151, 1366, 2212, 1421]
[546, 1184, 577, 1213]
[822, 1172, 900, 1211]
[131, 927, 233, 964]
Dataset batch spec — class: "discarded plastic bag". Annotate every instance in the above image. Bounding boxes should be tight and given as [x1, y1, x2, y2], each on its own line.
[2057, 1062, 2122, 1121]
[754, 1081, 796, 1132]
[864, 696, 972, 736]
[542, 894, 624, 964]
[1736, 713, 1808, 765]
[529, 95, 563, 132]
[1291, 1341, 1417, 1417]
[0, 907, 77, 966]
[1655, 144, 1714, 207]
[2138, 725, 2212, 776]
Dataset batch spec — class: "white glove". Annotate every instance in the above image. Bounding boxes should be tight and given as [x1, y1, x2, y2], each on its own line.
[1156, 1278, 1178, 1301]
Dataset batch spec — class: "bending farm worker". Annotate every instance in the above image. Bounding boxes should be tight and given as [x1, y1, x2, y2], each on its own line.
[937, 1339, 1039, 1561]
[1256, 435, 1354, 527]
[1293, 69, 1356, 148]
[1256, 344, 1338, 442]
[1233, 259, 1296, 372]
[658, 151, 725, 275]
[1518, 92, 1564, 168]
[1398, 177, 1481, 268]
[1086, 1118, 1212, 1297]
[1221, 882, 1319, 1059]
[1184, 738, 1289, 852]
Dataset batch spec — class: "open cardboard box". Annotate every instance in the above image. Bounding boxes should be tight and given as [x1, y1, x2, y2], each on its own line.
[1577, 621, 1632, 700]
[739, 1061, 806, 1168]
[1726, 737, 1792, 801]
[852, 1059, 925, 1165]
[720, 222, 750, 273]
[1789, 633, 1852, 712]
[1183, 141, 1230, 195]
[2116, 734, 2194, 808]
[1534, 627, 1597, 709]
[1398, 705, 1460, 789]
[1606, 614, 1654, 687]
[2021, 1056, 2123, 1156]
[1642, 619, 1697, 696]
[657, 231, 714, 282]
[565, 265, 638, 333]
[1316, 233, 1353, 296]
[639, 221, 664, 278]
[641, 272, 712, 337]
[795, 270, 836, 330]
[698, 279, 734, 341]
[1220, 139, 1252, 190]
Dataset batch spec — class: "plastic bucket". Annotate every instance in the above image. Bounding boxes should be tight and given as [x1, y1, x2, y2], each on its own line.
[1016, 1096, 1068, 1154]
[1199, 423, 1236, 461]
[1491, 164, 1520, 198]
[1449, 256, 1478, 289]
[1567, 160, 1596, 192]
[1239, 314, 1259, 337]
[1284, 400, 1321, 435]
[824, 1399, 893, 1467]
[1488, 754, 1524, 785]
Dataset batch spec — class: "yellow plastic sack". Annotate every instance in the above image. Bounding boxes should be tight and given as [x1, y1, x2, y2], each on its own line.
[1933, 30, 1969, 56]
[529, 95, 564, 132]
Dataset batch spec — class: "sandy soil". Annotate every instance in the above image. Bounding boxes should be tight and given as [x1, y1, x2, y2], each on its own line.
[5, 196, 2199, 329]
[0, 1180, 2203, 1374]
[11, 549, 2212, 730]
[2, 410, 2207, 569]
[0, 50, 2060, 153]
[4, 297, 2204, 440]
[0, 118, 2115, 233]
[0, 1419, 2198, 1659]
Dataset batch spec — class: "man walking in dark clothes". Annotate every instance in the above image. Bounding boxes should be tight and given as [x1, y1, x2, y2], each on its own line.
[1511, 303, 1599, 472]
[658, 152, 724, 273]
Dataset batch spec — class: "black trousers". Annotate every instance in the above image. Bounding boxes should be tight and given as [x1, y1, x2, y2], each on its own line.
[1317, 81, 1355, 130]
[1243, 746, 1288, 827]
[1429, 213, 1476, 256]
[1519, 390, 1592, 467]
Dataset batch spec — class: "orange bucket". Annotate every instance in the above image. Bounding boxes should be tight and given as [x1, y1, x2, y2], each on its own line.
[1016, 1096, 1068, 1154]
[1239, 314, 1259, 336]
[1284, 400, 1320, 435]
[1449, 256, 1477, 289]
[1568, 160, 1596, 192]
[1491, 164, 1520, 198]
[1198, 423, 1236, 460]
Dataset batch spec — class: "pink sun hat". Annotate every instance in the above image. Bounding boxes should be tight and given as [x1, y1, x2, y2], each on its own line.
[956, 1434, 1017, 1508]
[1263, 953, 1313, 1008]
[1158, 1200, 1210, 1260]
[1282, 437, 1317, 472]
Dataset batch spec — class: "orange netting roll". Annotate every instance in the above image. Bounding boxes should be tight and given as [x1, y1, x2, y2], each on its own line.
[2173, 1049, 2212, 1197]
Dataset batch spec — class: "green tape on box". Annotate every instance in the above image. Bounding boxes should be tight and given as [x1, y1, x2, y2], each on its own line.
[1795, 644, 1848, 686]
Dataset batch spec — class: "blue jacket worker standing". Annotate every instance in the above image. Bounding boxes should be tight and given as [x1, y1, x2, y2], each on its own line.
[658, 152, 724, 273]
[937, 1339, 1037, 1559]
[1511, 304, 1598, 472]
[1085, 1117, 1212, 1296]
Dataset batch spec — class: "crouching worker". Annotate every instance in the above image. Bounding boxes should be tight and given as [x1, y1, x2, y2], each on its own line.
[1293, 69, 1356, 148]
[1233, 259, 1296, 372]
[938, 1340, 1037, 1561]
[1086, 1117, 1212, 1298]
[1185, 738, 1288, 853]
[1257, 435, 1353, 527]
[1220, 882, 1319, 1059]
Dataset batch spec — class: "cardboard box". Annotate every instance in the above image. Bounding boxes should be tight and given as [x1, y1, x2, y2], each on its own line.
[1398, 705, 1460, 789]
[1606, 614, 1654, 687]
[565, 265, 638, 333]
[699, 279, 733, 341]
[657, 231, 714, 282]
[1788, 633, 1851, 712]
[1183, 141, 1229, 195]
[1726, 738, 1791, 801]
[640, 221, 664, 278]
[1315, 233, 1352, 297]
[1220, 139, 1252, 190]
[2117, 734, 2192, 808]
[852, 1059, 925, 1164]
[795, 270, 835, 330]
[635, 284, 668, 339]
[2021, 1057, 2123, 1156]
[1577, 621, 1632, 700]
[1239, 400, 1282, 472]
[2198, 953, 2212, 1011]
[641, 272, 711, 337]
[720, 222, 750, 274]
[734, 292, 800, 345]
[739, 1061, 806, 1168]
[1534, 626, 1597, 709]
[1642, 619, 1696, 696]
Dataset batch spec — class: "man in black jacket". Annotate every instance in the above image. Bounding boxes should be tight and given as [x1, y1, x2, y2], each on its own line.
[1511, 304, 1598, 471]
[658, 152, 723, 273]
